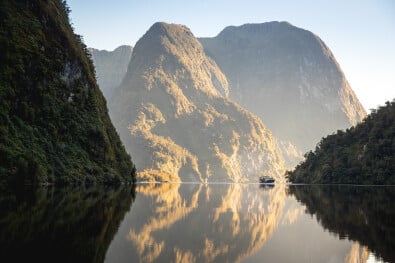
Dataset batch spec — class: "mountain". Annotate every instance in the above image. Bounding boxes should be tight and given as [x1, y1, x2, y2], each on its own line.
[0, 0, 135, 185]
[89, 45, 133, 99]
[287, 100, 395, 184]
[199, 22, 366, 158]
[110, 22, 285, 182]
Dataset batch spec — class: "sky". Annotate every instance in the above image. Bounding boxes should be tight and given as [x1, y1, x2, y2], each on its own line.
[67, 0, 395, 111]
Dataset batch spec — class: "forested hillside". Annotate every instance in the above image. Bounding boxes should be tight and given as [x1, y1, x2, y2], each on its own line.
[288, 100, 395, 184]
[0, 0, 135, 185]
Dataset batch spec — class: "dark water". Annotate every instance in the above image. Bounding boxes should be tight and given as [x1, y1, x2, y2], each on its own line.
[0, 185, 135, 262]
[0, 184, 393, 262]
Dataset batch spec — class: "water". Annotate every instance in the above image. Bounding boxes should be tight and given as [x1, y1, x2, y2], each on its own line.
[0, 184, 393, 262]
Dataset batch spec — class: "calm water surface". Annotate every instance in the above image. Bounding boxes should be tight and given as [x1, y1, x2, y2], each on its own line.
[0, 184, 393, 262]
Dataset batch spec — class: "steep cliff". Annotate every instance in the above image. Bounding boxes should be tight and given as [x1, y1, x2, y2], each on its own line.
[89, 45, 133, 99]
[0, 0, 135, 184]
[110, 22, 284, 182]
[200, 22, 366, 158]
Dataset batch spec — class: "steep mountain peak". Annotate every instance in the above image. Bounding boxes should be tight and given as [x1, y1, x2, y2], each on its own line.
[213, 22, 333, 61]
[149, 22, 192, 36]
[218, 21, 294, 37]
[200, 22, 366, 155]
[110, 22, 285, 182]
[114, 45, 133, 53]
[122, 22, 229, 99]
[136, 22, 198, 56]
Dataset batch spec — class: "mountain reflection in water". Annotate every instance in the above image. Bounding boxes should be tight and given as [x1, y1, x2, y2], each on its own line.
[105, 183, 285, 262]
[105, 183, 388, 263]
[0, 184, 391, 262]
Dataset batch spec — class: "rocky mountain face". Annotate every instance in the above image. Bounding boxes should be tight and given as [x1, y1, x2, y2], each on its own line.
[110, 22, 285, 182]
[0, 0, 135, 184]
[89, 45, 133, 99]
[200, 22, 366, 159]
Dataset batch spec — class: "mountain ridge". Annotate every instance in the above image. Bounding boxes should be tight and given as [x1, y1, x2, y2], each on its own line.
[200, 21, 366, 158]
[110, 22, 285, 182]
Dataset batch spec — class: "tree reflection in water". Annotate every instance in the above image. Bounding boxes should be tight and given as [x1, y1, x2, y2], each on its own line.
[0, 185, 135, 263]
[289, 185, 395, 263]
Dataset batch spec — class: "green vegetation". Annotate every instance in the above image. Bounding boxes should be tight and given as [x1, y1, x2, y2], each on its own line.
[0, 185, 135, 262]
[287, 100, 395, 184]
[290, 185, 395, 262]
[0, 0, 136, 185]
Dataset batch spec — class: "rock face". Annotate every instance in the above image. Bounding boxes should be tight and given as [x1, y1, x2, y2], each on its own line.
[0, 0, 135, 184]
[89, 45, 133, 99]
[110, 22, 285, 182]
[200, 22, 366, 156]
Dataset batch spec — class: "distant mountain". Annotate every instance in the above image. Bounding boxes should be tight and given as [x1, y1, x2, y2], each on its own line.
[200, 22, 366, 158]
[110, 22, 285, 182]
[0, 0, 135, 184]
[288, 100, 395, 185]
[89, 45, 133, 99]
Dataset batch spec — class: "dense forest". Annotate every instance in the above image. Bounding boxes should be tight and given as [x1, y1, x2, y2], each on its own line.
[0, 0, 135, 185]
[287, 100, 395, 184]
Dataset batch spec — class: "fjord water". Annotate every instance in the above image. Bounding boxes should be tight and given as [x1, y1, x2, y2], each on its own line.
[0, 184, 393, 262]
[105, 184, 393, 262]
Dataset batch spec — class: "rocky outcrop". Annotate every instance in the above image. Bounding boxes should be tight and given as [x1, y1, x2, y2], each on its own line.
[110, 22, 285, 182]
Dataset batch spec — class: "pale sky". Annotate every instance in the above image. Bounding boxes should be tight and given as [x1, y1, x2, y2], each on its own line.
[67, 0, 395, 111]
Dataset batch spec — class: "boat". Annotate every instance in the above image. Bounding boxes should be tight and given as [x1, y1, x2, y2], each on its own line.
[259, 176, 275, 184]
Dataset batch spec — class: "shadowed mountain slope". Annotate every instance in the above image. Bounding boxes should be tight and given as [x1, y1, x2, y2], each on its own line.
[89, 45, 133, 99]
[200, 22, 366, 157]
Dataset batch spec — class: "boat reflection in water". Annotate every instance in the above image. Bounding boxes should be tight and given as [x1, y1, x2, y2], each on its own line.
[106, 183, 286, 262]
[104, 183, 389, 263]
[1, 182, 389, 262]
